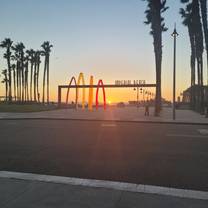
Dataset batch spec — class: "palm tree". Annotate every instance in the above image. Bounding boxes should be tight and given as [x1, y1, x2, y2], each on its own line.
[41, 41, 53, 104]
[180, 0, 196, 109]
[143, 0, 168, 116]
[12, 42, 25, 102]
[12, 44, 20, 101]
[180, 0, 204, 112]
[192, 0, 204, 112]
[17, 42, 26, 102]
[0, 38, 13, 101]
[199, 0, 208, 85]
[33, 52, 37, 102]
[1, 69, 9, 101]
[26, 49, 35, 101]
[35, 51, 41, 102]
[32, 51, 40, 102]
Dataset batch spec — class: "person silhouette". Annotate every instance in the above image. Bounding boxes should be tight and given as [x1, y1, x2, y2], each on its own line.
[144, 101, 149, 116]
[38, 93, 40, 103]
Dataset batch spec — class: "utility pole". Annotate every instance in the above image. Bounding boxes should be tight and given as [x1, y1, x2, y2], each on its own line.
[137, 87, 139, 108]
[171, 24, 178, 120]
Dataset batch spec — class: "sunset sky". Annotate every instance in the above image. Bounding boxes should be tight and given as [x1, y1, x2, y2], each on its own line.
[0, 0, 207, 103]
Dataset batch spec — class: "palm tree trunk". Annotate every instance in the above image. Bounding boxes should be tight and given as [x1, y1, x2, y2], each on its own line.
[7, 51, 12, 102]
[19, 66, 22, 101]
[26, 62, 29, 101]
[6, 81, 8, 101]
[21, 64, 25, 102]
[196, 58, 201, 111]
[200, 55, 204, 113]
[47, 56, 50, 104]
[155, 53, 162, 116]
[36, 62, 40, 103]
[26, 73, 29, 101]
[24, 64, 29, 101]
[24, 67, 26, 101]
[42, 58, 47, 104]
[154, 30, 162, 116]
[191, 54, 196, 109]
[16, 62, 19, 101]
[17, 62, 21, 101]
[13, 69, 16, 101]
[34, 62, 37, 102]
[30, 63, 33, 101]
[188, 26, 196, 109]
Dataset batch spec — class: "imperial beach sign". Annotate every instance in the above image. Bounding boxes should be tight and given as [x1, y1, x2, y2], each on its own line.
[115, 80, 146, 85]
[58, 75, 155, 109]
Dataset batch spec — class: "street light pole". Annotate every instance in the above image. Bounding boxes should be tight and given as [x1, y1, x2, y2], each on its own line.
[134, 87, 139, 108]
[171, 24, 178, 120]
[137, 87, 139, 108]
[143, 90, 145, 102]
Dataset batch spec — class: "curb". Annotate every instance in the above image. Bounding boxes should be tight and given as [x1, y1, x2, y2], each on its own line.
[0, 117, 208, 125]
[0, 171, 208, 200]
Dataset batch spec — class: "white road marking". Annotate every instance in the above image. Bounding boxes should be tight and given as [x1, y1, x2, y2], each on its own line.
[0, 171, 208, 200]
[166, 134, 208, 138]
[101, 123, 117, 127]
[198, 129, 208, 135]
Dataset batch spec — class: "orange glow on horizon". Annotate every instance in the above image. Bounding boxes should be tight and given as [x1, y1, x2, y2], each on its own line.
[56, 88, 173, 104]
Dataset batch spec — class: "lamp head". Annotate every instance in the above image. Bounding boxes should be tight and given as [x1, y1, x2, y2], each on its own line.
[171, 23, 178, 37]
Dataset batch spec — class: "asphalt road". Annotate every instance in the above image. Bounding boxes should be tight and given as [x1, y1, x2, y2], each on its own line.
[0, 120, 208, 191]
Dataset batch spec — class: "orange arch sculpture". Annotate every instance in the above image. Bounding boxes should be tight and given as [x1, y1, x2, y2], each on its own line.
[77, 73, 86, 109]
[95, 79, 106, 110]
[66, 76, 77, 105]
[88, 76, 94, 111]
[66, 73, 107, 111]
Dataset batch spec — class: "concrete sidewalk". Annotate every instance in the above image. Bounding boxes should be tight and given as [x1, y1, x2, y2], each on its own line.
[0, 177, 208, 208]
[1, 177, 208, 208]
[0, 107, 208, 124]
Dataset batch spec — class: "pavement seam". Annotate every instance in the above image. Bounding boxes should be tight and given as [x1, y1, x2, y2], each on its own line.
[0, 171, 208, 201]
[0, 117, 208, 125]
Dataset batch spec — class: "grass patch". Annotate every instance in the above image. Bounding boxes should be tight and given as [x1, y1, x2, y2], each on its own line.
[0, 103, 58, 112]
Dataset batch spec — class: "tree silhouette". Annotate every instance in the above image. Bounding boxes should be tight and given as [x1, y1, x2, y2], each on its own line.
[199, 0, 208, 85]
[143, 0, 168, 116]
[41, 41, 53, 104]
[12, 42, 25, 102]
[1, 38, 53, 104]
[33, 52, 37, 102]
[12, 43, 21, 101]
[26, 49, 35, 101]
[180, 0, 196, 109]
[0, 38, 13, 101]
[18, 42, 26, 102]
[193, 0, 204, 112]
[35, 51, 41, 102]
[180, 0, 204, 113]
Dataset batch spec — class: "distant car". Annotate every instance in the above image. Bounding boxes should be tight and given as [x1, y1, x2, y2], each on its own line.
[117, 102, 125, 107]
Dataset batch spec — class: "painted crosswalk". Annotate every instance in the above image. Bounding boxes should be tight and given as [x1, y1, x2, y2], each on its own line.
[101, 123, 117, 127]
